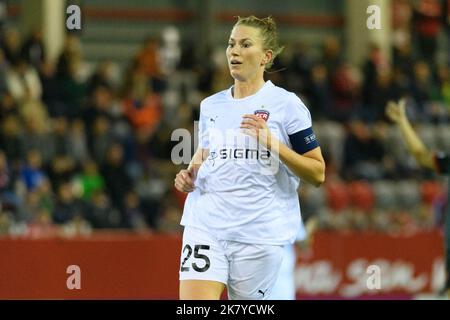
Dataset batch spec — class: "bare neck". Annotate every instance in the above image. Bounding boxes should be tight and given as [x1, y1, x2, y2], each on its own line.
[232, 78, 266, 99]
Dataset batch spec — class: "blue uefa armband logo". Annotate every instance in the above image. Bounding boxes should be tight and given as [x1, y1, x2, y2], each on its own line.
[304, 133, 316, 144]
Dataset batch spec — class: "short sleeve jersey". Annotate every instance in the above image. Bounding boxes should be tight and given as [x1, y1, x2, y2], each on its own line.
[181, 81, 318, 245]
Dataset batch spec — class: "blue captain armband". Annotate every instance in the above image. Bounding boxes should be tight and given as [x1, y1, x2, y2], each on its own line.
[288, 127, 319, 154]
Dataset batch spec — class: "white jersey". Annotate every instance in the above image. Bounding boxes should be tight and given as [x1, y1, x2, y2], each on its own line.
[181, 81, 314, 245]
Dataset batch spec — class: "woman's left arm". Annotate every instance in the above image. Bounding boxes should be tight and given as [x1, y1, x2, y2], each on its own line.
[241, 114, 325, 187]
[276, 143, 325, 187]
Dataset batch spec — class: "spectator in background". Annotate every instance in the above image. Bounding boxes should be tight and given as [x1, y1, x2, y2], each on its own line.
[286, 41, 313, 94]
[19, 195, 36, 221]
[392, 0, 414, 78]
[342, 119, 385, 180]
[121, 65, 162, 159]
[320, 36, 343, 78]
[84, 86, 131, 162]
[0, 209, 13, 235]
[50, 117, 71, 157]
[390, 66, 412, 102]
[0, 48, 13, 114]
[68, 118, 89, 164]
[386, 98, 450, 297]
[21, 29, 45, 70]
[56, 34, 82, 77]
[100, 142, 132, 210]
[25, 206, 57, 238]
[121, 191, 147, 230]
[22, 177, 54, 225]
[6, 57, 42, 103]
[57, 57, 87, 119]
[330, 62, 361, 122]
[361, 44, 394, 122]
[0, 116, 23, 166]
[0, 1, 7, 41]
[46, 154, 76, 192]
[89, 116, 114, 164]
[83, 85, 114, 132]
[123, 86, 162, 142]
[1, 27, 21, 64]
[437, 65, 450, 116]
[96, 86, 131, 145]
[56, 34, 87, 119]
[136, 37, 166, 93]
[392, 38, 416, 81]
[304, 63, 331, 120]
[86, 60, 116, 95]
[363, 67, 396, 122]
[53, 180, 84, 224]
[156, 190, 183, 234]
[413, 0, 444, 67]
[362, 44, 388, 94]
[411, 60, 440, 118]
[73, 159, 104, 201]
[190, 44, 214, 95]
[0, 90, 18, 120]
[134, 159, 170, 229]
[136, 37, 161, 78]
[39, 59, 66, 118]
[34, 178, 54, 218]
[20, 110, 52, 164]
[19, 150, 47, 192]
[84, 190, 120, 229]
[0, 149, 21, 215]
[159, 26, 181, 77]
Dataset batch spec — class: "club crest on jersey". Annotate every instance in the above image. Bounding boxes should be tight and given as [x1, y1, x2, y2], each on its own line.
[254, 109, 270, 121]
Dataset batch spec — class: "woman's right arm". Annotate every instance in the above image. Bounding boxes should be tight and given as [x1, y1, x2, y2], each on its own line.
[174, 148, 209, 193]
[385, 99, 436, 171]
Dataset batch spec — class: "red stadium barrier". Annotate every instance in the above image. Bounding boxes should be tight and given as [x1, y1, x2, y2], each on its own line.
[0, 232, 182, 299]
[295, 230, 445, 299]
[0, 230, 444, 299]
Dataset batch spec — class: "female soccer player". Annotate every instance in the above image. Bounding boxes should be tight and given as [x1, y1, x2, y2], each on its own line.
[386, 99, 450, 298]
[174, 15, 325, 300]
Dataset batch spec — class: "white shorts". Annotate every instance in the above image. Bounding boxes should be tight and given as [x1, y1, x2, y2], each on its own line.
[270, 244, 296, 300]
[179, 226, 284, 300]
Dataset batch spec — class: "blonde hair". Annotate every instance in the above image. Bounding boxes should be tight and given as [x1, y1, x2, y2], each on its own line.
[234, 15, 284, 70]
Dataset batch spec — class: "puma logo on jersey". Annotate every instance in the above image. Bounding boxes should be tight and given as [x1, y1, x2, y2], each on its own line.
[207, 151, 218, 166]
[209, 116, 218, 123]
[258, 289, 267, 297]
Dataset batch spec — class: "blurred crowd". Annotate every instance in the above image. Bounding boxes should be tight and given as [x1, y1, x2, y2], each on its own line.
[0, 0, 449, 237]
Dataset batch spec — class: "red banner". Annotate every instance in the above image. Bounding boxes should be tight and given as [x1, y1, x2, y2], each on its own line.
[0, 232, 182, 299]
[295, 230, 445, 299]
[0, 230, 445, 299]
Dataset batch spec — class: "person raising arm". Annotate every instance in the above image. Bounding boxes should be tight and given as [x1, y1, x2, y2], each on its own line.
[386, 98, 450, 297]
